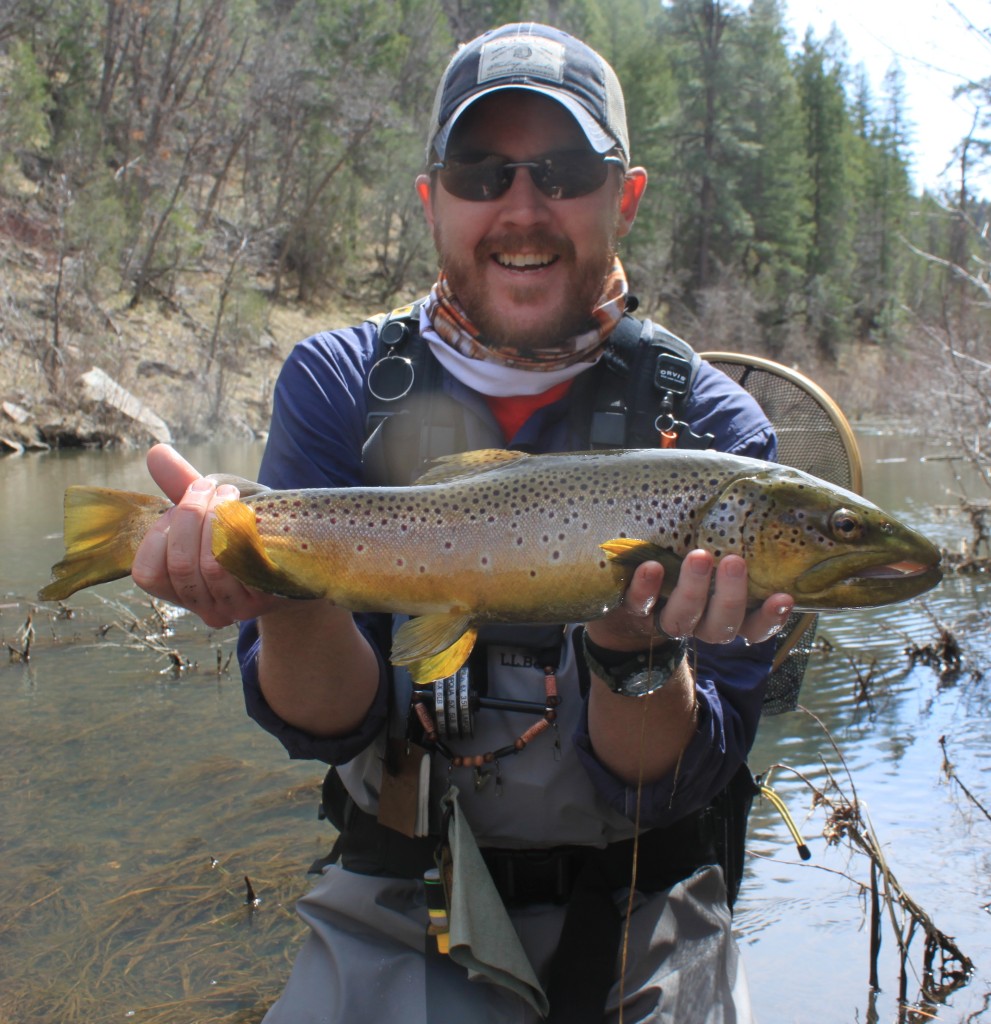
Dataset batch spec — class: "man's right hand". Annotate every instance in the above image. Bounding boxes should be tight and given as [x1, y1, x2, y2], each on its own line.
[131, 444, 286, 628]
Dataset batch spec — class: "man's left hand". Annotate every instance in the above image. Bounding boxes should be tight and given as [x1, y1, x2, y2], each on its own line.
[583, 551, 793, 652]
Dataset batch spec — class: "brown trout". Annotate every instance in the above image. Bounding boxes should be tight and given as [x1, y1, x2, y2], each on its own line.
[39, 448, 942, 681]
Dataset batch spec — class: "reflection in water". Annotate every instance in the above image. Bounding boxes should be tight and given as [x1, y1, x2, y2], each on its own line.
[740, 429, 991, 1022]
[2, 434, 990, 1023]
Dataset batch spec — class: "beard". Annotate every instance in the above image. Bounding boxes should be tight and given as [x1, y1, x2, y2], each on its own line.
[435, 227, 618, 353]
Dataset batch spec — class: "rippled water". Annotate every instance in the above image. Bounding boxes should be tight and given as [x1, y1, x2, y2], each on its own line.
[2, 434, 989, 1023]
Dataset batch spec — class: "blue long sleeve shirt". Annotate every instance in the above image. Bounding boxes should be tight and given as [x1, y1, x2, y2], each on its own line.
[238, 320, 777, 834]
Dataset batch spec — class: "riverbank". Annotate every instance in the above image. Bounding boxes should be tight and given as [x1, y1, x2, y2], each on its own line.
[0, 186, 368, 453]
[0, 179, 925, 455]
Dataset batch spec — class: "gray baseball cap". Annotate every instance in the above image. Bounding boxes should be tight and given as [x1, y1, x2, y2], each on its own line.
[427, 23, 630, 164]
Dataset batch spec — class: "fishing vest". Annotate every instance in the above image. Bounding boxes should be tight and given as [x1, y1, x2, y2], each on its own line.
[361, 299, 717, 488]
[323, 299, 803, 896]
[357, 300, 812, 717]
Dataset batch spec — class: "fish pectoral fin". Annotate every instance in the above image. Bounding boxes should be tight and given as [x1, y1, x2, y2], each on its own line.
[600, 538, 684, 578]
[392, 613, 478, 683]
[414, 449, 530, 486]
[211, 500, 323, 600]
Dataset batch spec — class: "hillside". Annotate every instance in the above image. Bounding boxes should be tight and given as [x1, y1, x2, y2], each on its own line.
[0, 182, 367, 454]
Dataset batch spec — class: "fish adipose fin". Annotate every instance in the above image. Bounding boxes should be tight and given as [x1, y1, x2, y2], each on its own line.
[211, 500, 324, 600]
[392, 612, 478, 684]
[39, 486, 170, 601]
[414, 449, 530, 486]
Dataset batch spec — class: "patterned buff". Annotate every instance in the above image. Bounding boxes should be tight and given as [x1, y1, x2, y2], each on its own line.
[425, 259, 629, 372]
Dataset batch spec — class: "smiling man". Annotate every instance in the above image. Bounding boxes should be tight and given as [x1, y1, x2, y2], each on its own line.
[132, 22, 793, 1024]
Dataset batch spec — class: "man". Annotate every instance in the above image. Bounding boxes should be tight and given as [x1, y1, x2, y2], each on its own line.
[132, 22, 793, 1024]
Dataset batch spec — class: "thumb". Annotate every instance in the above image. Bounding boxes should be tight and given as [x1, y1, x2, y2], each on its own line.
[146, 443, 202, 504]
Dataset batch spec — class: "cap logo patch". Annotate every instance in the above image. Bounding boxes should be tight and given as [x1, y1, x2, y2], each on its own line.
[478, 36, 566, 85]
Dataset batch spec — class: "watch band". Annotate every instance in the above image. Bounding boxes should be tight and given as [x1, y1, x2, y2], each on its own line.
[581, 629, 687, 697]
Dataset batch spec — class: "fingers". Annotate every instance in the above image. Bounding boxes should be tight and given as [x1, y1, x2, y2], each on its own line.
[133, 447, 280, 628]
[658, 553, 793, 645]
[587, 551, 795, 651]
[583, 560, 666, 650]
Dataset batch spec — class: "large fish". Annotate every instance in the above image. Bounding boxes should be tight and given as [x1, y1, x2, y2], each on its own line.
[39, 448, 942, 681]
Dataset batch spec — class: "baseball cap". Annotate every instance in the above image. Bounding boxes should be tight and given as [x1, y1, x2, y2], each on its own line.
[427, 23, 630, 165]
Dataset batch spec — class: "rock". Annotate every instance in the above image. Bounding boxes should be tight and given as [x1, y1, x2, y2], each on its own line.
[0, 408, 50, 453]
[2, 400, 31, 424]
[78, 367, 173, 444]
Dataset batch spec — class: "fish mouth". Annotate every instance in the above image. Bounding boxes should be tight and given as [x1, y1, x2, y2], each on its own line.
[793, 552, 943, 607]
[849, 559, 938, 581]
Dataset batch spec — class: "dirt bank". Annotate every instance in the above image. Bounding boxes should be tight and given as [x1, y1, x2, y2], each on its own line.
[0, 187, 367, 454]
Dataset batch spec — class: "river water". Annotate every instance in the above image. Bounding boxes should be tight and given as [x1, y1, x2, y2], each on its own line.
[1, 433, 988, 1024]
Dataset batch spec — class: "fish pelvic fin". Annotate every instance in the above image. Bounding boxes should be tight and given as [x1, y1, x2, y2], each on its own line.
[391, 613, 478, 684]
[211, 499, 324, 600]
[39, 486, 170, 601]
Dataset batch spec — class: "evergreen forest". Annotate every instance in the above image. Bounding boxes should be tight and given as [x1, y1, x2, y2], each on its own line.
[0, 0, 988, 440]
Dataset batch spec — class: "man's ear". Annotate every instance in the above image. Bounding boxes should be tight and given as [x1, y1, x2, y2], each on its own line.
[617, 167, 648, 237]
[415, 174, 435, 229]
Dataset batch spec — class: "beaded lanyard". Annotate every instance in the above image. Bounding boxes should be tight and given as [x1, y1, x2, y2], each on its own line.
[409, 662, 561, 790]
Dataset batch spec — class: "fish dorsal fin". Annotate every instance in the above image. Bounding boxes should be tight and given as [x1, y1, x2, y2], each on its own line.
[413, 449, 530, 486]
[205, 473, 271, 498]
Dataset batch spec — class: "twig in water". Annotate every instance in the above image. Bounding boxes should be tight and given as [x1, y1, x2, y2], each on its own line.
[939, 736, 991, 825]
[6, 613, 34, 662]
[785, 707, 974, 1011]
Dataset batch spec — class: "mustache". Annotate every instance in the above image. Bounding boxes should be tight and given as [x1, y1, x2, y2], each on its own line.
[477, 231, 576, 261]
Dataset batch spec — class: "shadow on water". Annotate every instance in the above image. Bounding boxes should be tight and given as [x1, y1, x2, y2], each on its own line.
[2, 432, 990, 1023]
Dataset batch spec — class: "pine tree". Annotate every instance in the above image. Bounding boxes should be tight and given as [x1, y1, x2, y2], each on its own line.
[794, 28, 857, 360]
[733, 0, 812, 354]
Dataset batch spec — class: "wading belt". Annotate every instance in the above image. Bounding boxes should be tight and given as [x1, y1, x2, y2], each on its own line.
[314, 764, 758, 1022]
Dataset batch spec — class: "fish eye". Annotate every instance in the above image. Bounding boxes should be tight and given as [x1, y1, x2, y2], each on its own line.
[830, 508, 864, 540]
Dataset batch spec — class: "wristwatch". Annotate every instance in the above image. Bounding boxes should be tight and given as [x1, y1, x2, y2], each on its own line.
[581, 629, 687, 697]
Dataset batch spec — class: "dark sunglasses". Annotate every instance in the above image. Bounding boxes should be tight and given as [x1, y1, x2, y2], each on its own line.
[431, 149, 626, 202]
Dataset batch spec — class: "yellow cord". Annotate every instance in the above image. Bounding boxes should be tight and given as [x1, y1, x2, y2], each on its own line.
[760, 784, 811, 860]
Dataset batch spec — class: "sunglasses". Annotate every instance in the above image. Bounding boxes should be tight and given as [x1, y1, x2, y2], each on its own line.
[431, 149, 625, 202]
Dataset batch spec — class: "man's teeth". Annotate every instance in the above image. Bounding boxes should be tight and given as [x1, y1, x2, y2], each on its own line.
[495, 253, 555, 268]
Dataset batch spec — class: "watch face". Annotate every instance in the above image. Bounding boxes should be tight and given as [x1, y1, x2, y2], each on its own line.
[614, 640, 687, 696]
[582, 632, 686, 695]
[616, 669, 667, 698]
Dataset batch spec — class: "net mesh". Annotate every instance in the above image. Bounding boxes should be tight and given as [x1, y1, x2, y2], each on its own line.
[704, 356, 861, 715]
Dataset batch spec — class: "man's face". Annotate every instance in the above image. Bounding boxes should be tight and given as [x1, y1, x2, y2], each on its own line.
[417, 91, 646, 352]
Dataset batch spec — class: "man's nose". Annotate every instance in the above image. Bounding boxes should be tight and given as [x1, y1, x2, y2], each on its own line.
[497, 165, 553, 224]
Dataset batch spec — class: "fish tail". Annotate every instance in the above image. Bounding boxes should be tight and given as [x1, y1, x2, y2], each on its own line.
[211, 499, 324, 600]
[39, 486, 170, 601]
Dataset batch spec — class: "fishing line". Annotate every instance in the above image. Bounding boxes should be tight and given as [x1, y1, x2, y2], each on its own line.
[616, 629, 669, 1023]
[617, 634, 695, 1022]
[616, 662, 650, 1024]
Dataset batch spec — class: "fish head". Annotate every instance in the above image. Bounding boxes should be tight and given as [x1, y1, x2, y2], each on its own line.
[697, 468, 943, 610]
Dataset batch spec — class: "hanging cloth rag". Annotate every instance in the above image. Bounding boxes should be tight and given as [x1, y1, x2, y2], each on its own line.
[440, 786, 550, 1017]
